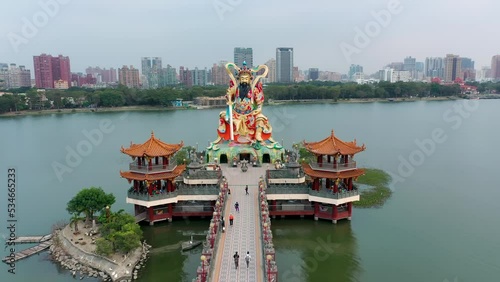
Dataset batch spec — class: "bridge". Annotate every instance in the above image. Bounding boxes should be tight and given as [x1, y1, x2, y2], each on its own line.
[210, 165, 266, 282]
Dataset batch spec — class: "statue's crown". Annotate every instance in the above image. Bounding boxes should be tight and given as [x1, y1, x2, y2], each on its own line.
[238, 62, 252, 77]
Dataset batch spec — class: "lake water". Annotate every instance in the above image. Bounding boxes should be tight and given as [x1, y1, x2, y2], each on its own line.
[0, 100, 499, 282]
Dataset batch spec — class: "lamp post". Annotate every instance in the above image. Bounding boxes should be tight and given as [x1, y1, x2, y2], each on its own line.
[263, 222, 268, 241]
[266, 254, 272, 282]
[105, 206, 110, 223]
[200, 255, 207, 282]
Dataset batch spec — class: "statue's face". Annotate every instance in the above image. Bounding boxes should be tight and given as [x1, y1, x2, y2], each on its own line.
[239, 73, 251, 86]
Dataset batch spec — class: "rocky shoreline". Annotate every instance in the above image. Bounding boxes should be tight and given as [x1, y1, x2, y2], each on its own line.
[49, 228, 151, 281]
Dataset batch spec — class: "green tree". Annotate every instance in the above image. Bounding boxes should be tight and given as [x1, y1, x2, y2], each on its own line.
[66, 187, 116, 225]
[98, 211, 143, 255]
[69, 213, 83, 233]
[95, 238, 114, 257]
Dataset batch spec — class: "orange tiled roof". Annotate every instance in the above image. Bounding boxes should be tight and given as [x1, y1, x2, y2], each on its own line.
[121, 131, 183, 158]
[302, 163, 365, 179]
[303, 130, 365, 156]
[120, 165, 186, 181]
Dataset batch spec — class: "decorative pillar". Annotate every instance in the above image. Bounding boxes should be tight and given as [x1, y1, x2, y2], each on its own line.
[148, 207, 154, 223]
[333, 179, 338, 193]
[155, 156, 159, 165]
[317, 155, 323, 167]
[344, 154, 349, 166]
[332, 205, 338, 219]
[162, 156, 167, 168]
[134, 180, 139, 191]
[148, 182, 153, 196]
[148, 158, 152, 170]
[347, 202, 353, 220]
[333, 155, 337, 169]
[313, 178, 319, 191]
[348, 178, 353, 190]
[314, 202, 319, 220]
[138, 157, 142, 168]
[326, 178, 331, 190]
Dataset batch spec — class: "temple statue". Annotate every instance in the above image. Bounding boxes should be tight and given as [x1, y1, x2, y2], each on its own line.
[217, 62, 273, 144]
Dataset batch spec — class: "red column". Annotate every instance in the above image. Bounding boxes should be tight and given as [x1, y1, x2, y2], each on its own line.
[333, 156, 337, 169]
[344, 155, 348, 166]
[313, 179, 319, 191]
[134, 180, 138, 191]
[333, 180, 338, 193]
[148, 158, 152, 170]
[138, 158, 142, 168]
[332, 205, 338, 220]
[272, 200, 277, 212]
[148, 183, 153, 195]
[347, 202, 353, 217]
[148, 207, 154, 221]
[314, 202, 319, 215]
[327, 155, 331, 163]
[168, 203, 173, 216]
[162, 157, 167, 168]
[348, 178, 353, 190]
[326, 178, 331, 190]
[317, 155, 323, 167]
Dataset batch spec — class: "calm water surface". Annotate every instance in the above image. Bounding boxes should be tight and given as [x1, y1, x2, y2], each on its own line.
[1, 100, 499, 282]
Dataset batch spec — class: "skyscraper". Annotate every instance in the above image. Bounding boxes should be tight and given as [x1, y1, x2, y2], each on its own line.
[276, 47, 293, 83]
[264, 58, 276, 83]
[403, 56, 416, 79]
[444, 54, 462, 82]
[308, 68, 319, 81]
[234, 48, 253, 69]
[118, 65, 140, 88]
[491, 55, 500, 80]
[425, 57, 444, 79]
[0, 64, 31, 88]
[33, 54, 71, 89]
[348, 64, 363, 80]
[211, 61, 228, 85]
[141, 57, 162, 89]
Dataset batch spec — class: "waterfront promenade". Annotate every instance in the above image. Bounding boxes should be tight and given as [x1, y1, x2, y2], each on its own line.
[211, 165, 265, 282]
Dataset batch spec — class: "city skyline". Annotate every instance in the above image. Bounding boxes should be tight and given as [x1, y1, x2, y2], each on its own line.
[1, 0, 499, 75]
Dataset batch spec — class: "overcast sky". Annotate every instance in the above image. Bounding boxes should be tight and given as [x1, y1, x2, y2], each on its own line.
[1, 0, 499, 75]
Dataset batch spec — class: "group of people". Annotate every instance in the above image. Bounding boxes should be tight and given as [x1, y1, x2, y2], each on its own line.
[233, 251, 252, 269]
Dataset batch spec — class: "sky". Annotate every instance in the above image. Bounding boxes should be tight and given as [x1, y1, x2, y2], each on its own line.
[1, 0, 499, 75]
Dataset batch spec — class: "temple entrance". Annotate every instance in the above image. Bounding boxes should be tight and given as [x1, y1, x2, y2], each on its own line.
[239, 153, 250, 161]
[262, 154, 271, 163]
[219, 154, 228, 163]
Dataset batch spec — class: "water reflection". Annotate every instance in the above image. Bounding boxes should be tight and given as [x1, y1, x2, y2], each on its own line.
[272, 219, 360, 282]
[137, 218, 208, 282]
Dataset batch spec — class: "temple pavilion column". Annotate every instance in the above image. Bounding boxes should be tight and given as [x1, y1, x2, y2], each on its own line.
[347, 202, 353, 220]
[137, 157, 142, 168]
[317, 155, 323, 167]
[162, 157, 167, 168]
[332, 205, 338, 223]
[313, 178, 320, 191]
[333, 179, 338, 193]
[325, 178, 331, 190]
[348, 178, 353, 190]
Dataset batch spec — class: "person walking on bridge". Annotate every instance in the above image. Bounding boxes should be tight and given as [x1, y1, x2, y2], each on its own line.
[235, 202, 240, 212]
[229, 213, 234, 226]
[233, 251, 240, 269]
[245, 185, 249, 195]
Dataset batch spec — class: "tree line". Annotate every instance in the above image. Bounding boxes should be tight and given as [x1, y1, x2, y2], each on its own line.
[1, 81, 499, 114]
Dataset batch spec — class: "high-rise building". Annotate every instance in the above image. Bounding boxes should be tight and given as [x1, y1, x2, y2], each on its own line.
[33, 54, 71, 89]
[162, 65, 177, 86]
[0, 64, 31, 88]
[264, 58, 276, 83]
[179, 66, 193, 88]
[444, 54, 462, 82]
[276, 47, 293, 83]
[348, 64, 363, 80]
[425, 57, 444, 79]
[491, 55, 500, 80]
[118, 65, 140, 88]
[234, 48, 253, 69]
[403, 56, 416, 79]
[33, 54, 53, 88]
[141, 57, 162, 89]
[308, 68, 319, 81]
[211, 61, 228, 85]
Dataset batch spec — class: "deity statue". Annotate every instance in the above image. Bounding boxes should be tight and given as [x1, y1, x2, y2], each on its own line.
[217, 62, 273, 144]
